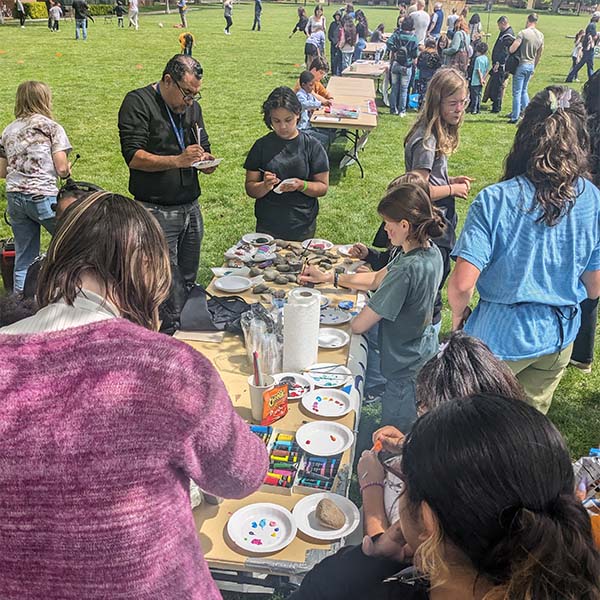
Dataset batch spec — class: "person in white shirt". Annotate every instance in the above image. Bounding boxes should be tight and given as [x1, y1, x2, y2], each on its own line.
[411, 0, 430, 45]
[128, 0, 139, 30]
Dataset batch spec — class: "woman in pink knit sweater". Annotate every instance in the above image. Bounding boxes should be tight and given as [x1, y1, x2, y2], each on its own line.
[0, 192, 269, 599]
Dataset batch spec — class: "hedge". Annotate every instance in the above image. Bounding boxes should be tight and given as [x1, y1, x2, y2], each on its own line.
[23, 2, 114, 18]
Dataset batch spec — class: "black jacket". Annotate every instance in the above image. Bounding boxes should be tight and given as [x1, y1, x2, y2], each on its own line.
[72, 0, 89, 19]
[118, 83, 211, 206]
[491, 25, 515, 66]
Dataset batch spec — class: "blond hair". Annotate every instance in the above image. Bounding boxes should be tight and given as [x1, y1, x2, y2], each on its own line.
[405, 68, 467, 158]
[14, 81, 53, 120]
[38, 192, 171, 331]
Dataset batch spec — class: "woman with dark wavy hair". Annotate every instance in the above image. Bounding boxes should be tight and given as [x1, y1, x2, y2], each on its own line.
[448, 85, 600, 413]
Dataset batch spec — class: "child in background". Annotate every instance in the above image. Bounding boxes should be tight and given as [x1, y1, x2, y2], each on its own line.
[296, 70, 335, 149]
[49, 1, 61, 31]
[370, 22, 385, 43]
[178, 31, 194, 56]
[223, 0, 233, 35]
[289, 6, 308, 38]
[571, 29, 585, 76]
[437, 33, 449, 64]
[305, 28, 325, 69]
[293, 56, 333, 107]
[469, 41, 489, 114]
[415, 38, 442, 107]
[301, 182, 445, 432]
[113, 0, 125, 27]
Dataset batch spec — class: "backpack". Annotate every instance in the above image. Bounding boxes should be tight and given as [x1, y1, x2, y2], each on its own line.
[388, 32, 410, 67]
[418, 50, 441, 71]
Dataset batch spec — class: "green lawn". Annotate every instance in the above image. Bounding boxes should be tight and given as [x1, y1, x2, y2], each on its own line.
[0, 4, 598, 459]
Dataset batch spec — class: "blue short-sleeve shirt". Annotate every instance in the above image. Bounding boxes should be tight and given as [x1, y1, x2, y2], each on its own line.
[452, 176, 600, 360]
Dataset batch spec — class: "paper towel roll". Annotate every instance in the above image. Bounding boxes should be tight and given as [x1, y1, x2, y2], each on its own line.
[283, 288, 321, 372]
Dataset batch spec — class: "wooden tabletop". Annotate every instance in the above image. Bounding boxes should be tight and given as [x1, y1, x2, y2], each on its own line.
[342, 60, 388, 79]
[362, 42, 386, 54]
[187, 247, 366, 573]
[326, 75, 376, 99]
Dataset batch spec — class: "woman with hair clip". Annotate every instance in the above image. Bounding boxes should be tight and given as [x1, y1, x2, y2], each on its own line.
[571, 70, 600, 373]
[449, 85, 600, 414]
[0, 192, 269, 599]
[300, 182, 444, 433]
[289, 394, 600, 600]
[0, 80, 71, 293]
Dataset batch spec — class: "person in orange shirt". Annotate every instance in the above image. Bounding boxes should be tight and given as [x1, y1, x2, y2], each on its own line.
[293, 56, 333, 106]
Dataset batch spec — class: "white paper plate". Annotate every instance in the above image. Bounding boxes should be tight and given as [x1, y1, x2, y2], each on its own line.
[302, 238, 334, 251]
[273, 178, 296, 194]
[305, 363, 353, 388]
[214, 275, 252, 293]
[337, 244, 353, 257]
[296, 421, 354, 456]
[292, 493, 360, 541]
[320, 307, 352, 326]
[318, 328, 350, 349]
[227, 503, 297, 553]
[211, 267, 251, 278]
[242, 233, 275, 246]
[301, 388, 352, 418]
[192, 157, 223, 169]
[273, 372, 314, 400]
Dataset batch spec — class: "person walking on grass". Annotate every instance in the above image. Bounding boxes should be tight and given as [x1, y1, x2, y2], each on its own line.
[177, 0, 188, 28]
[223, 0, 233, 35]
[128, 0, 139, 30]
[566, 14, 599, 83]
[114, 0, 126, 27]
[49, 1, 62, 31]
[15, 0, 26, 27]
[507, 13, 544, 124]
[252, 0, 261, 31]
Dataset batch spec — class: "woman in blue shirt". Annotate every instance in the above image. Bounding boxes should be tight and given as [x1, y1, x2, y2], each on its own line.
[449, 85, 600, 413]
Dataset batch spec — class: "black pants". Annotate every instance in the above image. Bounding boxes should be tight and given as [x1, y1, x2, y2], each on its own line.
[18, 12, 25, 25]
[489, 68, 507, 112]
[224, 15, 232, 32]
[252, 13, 261, 30]
[572, 297, 598, 364]
[138, 199, 203, 331]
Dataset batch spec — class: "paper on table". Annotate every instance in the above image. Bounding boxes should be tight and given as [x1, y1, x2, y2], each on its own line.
[192, 157, 223, 169]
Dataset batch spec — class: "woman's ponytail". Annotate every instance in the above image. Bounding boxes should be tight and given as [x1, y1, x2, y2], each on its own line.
[481, 495, 600, 599]
[412, 209, 446, 244]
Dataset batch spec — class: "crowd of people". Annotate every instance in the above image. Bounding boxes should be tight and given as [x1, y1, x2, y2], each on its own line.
[1, 3, 600, 599]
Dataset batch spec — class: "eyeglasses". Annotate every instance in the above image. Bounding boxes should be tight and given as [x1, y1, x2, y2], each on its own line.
[173, 78, 202, 103]
[443, 97, 469, 109]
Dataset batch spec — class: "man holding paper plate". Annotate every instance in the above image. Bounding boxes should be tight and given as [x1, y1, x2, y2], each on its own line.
[118, 54, 219, 331]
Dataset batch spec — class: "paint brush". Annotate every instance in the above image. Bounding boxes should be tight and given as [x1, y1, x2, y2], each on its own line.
[252, 351, 260, 387]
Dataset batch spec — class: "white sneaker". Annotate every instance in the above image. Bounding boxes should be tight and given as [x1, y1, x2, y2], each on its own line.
[399, 111, 406, 118]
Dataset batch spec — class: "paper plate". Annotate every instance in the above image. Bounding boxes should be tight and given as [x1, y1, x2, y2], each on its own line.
[211, 266, 251, 278]
[242, 233, 275, 246]
[320, 307, 352, 326]
[273, 372, 314, 400]
[305, 363, 353, 388]
[192, 157, 223, 169]
[301, 388, 352, 418]
[292, 493, 360, 541]
[214, 275, 252, 293]
[227, 503, 297, 553]
[336, 244, 353, 257]
[296, 421, 354, 456]
[302, 238, 334, 251]
[318, 328, 350, 349]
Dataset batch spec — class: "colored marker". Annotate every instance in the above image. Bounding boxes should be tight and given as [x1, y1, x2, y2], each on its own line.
[299, 470, 333, 483]
[277, 434, 294, 442]
[299, 478, 330, 489]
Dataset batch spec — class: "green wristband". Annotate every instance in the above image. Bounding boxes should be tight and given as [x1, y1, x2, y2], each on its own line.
[302, 180, 308, 192]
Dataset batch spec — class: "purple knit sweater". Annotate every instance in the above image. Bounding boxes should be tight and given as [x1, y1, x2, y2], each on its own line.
[0, 319, 269, 599]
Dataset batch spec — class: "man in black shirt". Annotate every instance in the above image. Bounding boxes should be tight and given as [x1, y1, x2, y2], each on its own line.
[72, 0, 89, 40]
[488, 16, 515, 113]
[118, 54, 218, 332]
[566, 14, 599, 82]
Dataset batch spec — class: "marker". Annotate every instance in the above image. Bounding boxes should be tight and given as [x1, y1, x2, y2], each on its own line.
[271, 454, 298, 463]
[269, 461, 299, 469]
[271, 468, 296, 476]
[251, 425, 272, 434]
[266, 472, 292, 481]
[299, 478, 330, 489]
[277, 434, 294, 442]
[264, 475, 292, 487]
[299, 470, 333, 483]
[273, 441, 293, 449]
[271, 449, 299, 458]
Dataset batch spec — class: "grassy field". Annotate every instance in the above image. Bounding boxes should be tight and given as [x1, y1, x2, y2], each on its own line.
[0, 4, 598, 463]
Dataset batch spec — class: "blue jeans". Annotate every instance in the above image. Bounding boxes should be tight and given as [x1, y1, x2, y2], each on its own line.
[6, 192, 56, 292]
[566, 51, 595, 82]
[353, 37, 366, 62]
[510, 62, 534, 121]
[75, 18, 87, 40]
[390, 63, 412, 114]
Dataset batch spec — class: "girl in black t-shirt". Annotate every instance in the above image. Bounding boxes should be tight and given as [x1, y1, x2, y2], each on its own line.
[244, 87, 329, 241]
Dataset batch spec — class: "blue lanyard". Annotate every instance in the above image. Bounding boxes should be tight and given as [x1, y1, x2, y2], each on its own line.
[157, 83, 186, 151]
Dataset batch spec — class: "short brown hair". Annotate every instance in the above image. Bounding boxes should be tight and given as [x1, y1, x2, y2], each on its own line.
[14, 81, 53, 119]
[37, 192, 171, 331]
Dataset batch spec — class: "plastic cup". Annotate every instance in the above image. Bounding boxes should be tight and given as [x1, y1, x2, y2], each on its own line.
[248, 374, 275, 422]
